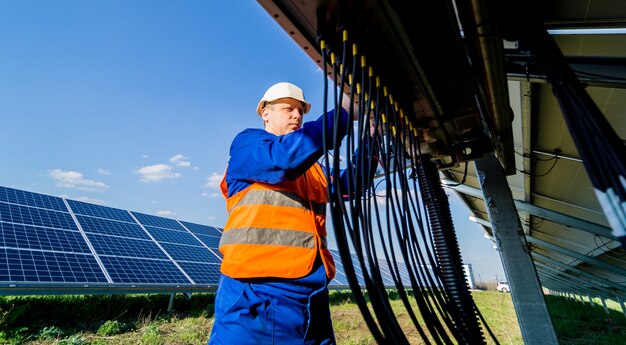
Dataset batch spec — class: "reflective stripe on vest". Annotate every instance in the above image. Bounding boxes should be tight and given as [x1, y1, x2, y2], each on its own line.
[220, 226, 328, 249]
[235, 189, 326, 216]
[219, 227, 315, 248]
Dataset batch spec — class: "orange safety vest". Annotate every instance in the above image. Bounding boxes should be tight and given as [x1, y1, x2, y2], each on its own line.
[219, 163, 336, 280]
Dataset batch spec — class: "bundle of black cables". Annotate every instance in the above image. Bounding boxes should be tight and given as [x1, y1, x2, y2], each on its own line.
[317, 27, 499, 345]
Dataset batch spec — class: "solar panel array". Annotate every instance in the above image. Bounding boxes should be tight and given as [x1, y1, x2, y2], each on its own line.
[0, 185, 415, 295]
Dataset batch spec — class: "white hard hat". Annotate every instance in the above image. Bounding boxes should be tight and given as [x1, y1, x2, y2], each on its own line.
[256, 82, 311, 116]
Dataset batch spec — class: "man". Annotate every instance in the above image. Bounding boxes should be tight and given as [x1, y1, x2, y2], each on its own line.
[208, 82, 360, 344]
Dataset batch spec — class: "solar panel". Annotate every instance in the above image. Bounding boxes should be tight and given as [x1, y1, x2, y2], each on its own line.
[0, 185, 421, 295]
[131, 211, 185, 231]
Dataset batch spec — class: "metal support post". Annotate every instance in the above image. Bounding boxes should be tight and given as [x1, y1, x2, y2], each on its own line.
[168, 293, 176, 312]
[601, 298, 609, 314]
[475, 154, 558, 345]
[619, 297, 626, 318]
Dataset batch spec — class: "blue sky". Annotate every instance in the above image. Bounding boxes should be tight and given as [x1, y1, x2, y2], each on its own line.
[0, 1, 504, 281]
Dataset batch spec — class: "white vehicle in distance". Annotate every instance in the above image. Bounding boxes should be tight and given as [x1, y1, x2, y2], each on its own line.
[497, 281, 510, 293]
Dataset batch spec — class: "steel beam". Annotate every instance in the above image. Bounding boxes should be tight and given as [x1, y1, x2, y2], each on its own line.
[532, 252, 626, 295]
[535, 263, 611, 299]
[444, 182, 616, 240]
[515, 200, 615, 240]
[526, 235, 626, 277]
[474, 154, 558, 345]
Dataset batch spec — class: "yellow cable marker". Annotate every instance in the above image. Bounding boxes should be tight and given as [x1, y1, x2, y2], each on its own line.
[389, 94, 394, 104]
[352, 43, 357, 57]
[392, 125, 396, 136]
[369, 66, 373, 77]
[361, 56, 366, 68]
[321, 40, 326, 49]
[343, 30, 348, 42]
[376, 77, 381, 88]
[413, 128, 418, 136]
[356, 83, 361, 94]
[382, 113, 387, 124]
[370, 100, 375, 110]
[331, 52, 336, 64]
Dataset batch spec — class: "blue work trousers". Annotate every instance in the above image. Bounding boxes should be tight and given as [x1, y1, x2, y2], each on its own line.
[208, 264, 336, 344]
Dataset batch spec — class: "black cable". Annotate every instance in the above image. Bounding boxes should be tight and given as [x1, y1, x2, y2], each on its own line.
[442, 162, 468, 187]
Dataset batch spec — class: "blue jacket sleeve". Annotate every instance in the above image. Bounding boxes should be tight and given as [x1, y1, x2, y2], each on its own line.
[226, 108, 349, 196]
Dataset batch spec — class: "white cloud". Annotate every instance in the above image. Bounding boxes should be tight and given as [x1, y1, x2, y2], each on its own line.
[156, 210, 178, 217]
[136, 164, 180, 182]
[204, 172, 223, 189]
[96, 168, 110, 175]
[170, 154, 192, 167]
[49, 169, 109, 192]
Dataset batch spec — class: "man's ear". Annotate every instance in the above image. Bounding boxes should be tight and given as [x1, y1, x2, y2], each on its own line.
[260, 107, 270, 121]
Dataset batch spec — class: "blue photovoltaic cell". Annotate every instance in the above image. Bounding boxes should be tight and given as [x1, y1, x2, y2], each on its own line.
[208, 247, 223, 260]
[0, 186, 68, 212]
[177, 262, 222, 285]
[0, 222, 91, 253]
[331, 271, 350, 286]
[194, 234, 221, 249]
[160, 242, 219, 263]
[144, 226, 203, 246]
[180, 221, 222, 237]
[67, 200, 135, 223]
[132, 212, 184, 231]
[76, 215, 150, 239]
[86, 233, 168, 260]
[0, 203, 78, 231]
[0, 248, 108, 283]
[100, 256, 190, 284]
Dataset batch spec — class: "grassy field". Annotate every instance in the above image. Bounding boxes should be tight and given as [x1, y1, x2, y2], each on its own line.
[0, 290, 624, 344]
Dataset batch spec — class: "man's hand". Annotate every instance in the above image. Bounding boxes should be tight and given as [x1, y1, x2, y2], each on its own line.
[341, 94, 359, 120]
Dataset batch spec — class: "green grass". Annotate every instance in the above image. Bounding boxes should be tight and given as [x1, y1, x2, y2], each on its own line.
[0, 291, 624, 344]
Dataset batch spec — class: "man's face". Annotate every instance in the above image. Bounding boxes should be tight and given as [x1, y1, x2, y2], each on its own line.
[261, 98, 305, 136]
